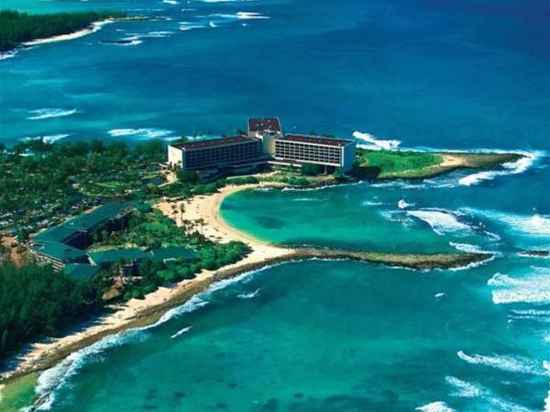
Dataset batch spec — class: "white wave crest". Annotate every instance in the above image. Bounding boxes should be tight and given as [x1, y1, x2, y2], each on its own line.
[211, 11, 270, 20]
[445, 376, 484, 398]
[457, 350, 549, 376]
[0, 50, 17, 61]
[27, 108, 77, 120]
[237, 288, 260, 299]
[162, 0, 179, 4]
[434, 292, 446, 299]
[398, 199, 414, 209]
[488, 269, 550, 305]
[34, 330, 149, 410]
[407, 209, 470, 235]
[108, 128, 175, 139]
[170, 326, 191, 339]
[415, 401, 455, 412]
[446, 375, 536, 412]
[459, 152, 537, 186]
[353, 131, 401, 151]
[179, 21, 207, 31]
[23, 134, 70, 144]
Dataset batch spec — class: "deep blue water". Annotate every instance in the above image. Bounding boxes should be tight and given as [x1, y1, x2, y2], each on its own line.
[1, 0, 550, 411]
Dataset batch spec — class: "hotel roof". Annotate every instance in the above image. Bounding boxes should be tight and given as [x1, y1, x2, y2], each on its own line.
[34, 201, 134, 243]
[248, 118, 282, 133]
[171, 136, 260, 151]
[282, 134, 354, 147]
[34, 241, 88, 263]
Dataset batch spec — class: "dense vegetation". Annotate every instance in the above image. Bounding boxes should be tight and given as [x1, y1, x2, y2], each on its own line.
[89, 209, 250, 301]
[357, 149, 443, 178]
[0, 139, 166, 239]
[0, 263, 101, 356]
[0, 9, 125, 51]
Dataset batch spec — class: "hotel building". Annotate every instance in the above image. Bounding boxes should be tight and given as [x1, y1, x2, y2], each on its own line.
[168, 118, 356, 172]
[168, 136, 264, 170]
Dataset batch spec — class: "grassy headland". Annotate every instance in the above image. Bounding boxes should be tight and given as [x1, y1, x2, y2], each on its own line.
[356, 148, 524, 179]
[0, 9, 126, 52]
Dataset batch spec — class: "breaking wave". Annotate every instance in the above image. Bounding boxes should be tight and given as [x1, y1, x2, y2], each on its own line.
[460, 208, 550, 238]
[457, 350, 549, 376]
[488, 268, 550, 305]
[458, 152, 539, 186]
[108, 128, 175, 139]
[445, 376, 535, 412]
[237, 288, 260, 299]
[211, 11, 270, 20]
[179, 21, 207, 31]
[23, 134, 70, 144]
[33, 330, 150, 410]
[415, 401, 455, 412]
[445, 376, 483, 398]
[27, 108, 77, 120]
[407, 209, 471, 235]
[353, 131, 401, 151]
[170, 326, 192, 339]
[398, 199, 414, 209]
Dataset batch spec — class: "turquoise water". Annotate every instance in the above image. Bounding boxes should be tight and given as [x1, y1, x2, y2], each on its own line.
[2, 0, 550, 410]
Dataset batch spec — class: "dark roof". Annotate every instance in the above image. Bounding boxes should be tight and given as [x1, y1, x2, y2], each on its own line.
[248, 118, 282, 133]
[89, 246, 197, 266]
[64, 264, 101, 279]
[282, 134, 354, 147]
[171, 136, 260, 151]
[89, 248, 145, 266]
[34, 241, 88, 263]
[34, 201, 133, 243]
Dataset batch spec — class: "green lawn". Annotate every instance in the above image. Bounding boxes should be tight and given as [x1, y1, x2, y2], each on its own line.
[358, 149, 443, 178]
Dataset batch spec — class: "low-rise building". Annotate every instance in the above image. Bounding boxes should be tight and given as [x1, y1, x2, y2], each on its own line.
[31, 201, 135, 270]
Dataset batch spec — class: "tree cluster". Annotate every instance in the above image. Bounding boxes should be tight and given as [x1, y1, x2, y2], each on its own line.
[0, 9, 125, 51]
[0, 263, 101, 356]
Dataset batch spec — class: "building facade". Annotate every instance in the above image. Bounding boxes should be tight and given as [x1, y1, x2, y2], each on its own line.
[168, 118, 356, 172]
[273, 134, 355, 171]
[168, 136, 263, 170]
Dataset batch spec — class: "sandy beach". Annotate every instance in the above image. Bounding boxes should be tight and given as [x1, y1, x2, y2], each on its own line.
[22, 19, 115, 48]
[0, 183, 293, 383]
[0, 180, 491, 384]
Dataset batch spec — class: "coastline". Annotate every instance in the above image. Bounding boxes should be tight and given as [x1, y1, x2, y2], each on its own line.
[0, 181, 492, 389]
[0, 15, 144, 60]
[21, 19, 115, 48]
[0, 183, 294, 384]
[370, 151, 527, 180]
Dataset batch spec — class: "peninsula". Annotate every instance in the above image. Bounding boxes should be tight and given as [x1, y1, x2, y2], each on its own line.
[0, 120, 526, 407]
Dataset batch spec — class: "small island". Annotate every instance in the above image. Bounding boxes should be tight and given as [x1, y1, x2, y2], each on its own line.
[0, 119, 527, 398]
[0, 9, 127, 53]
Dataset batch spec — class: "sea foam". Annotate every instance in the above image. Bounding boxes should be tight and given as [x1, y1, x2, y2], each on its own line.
[353, 131, 401, 151]
[458, 152, 538, 186]
[407, 209, 470, 235]
[457, 350, 549, 376]
[488, 268, 550, 305]
[415, 401, 455, 412]
[108, 128, 175, 139]
[27, 108, 77, 120]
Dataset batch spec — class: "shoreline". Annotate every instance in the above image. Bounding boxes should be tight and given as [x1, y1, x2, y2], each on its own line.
[0, 16, 145, 60]
[363, 150, 528, 180]
[0, 182, 492, 388]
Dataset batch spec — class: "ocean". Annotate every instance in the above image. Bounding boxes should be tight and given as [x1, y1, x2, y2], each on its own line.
[1, 0, 549, 410]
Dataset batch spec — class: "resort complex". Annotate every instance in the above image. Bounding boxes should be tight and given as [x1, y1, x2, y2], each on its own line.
[30, 201, 196, 277]
[168, 118, 357, 173]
